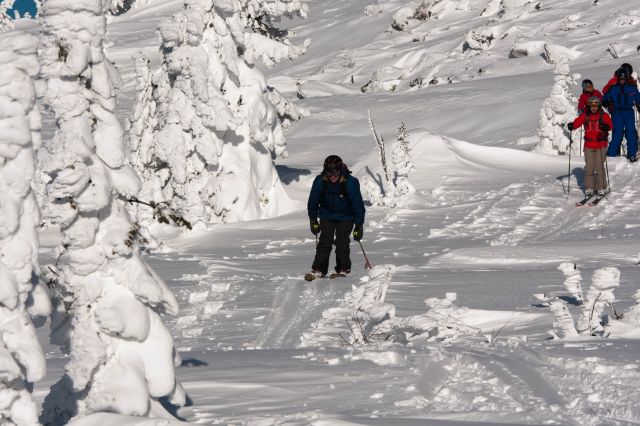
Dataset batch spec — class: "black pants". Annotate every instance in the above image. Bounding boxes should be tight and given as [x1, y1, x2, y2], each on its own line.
[312, 219, 354, 275]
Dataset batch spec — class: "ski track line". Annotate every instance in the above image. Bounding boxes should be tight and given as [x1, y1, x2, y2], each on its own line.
[459, 347, 566, 409]
[254, 279, 345, 349]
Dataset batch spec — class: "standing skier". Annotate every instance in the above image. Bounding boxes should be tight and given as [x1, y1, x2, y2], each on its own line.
[602, 63, 637, 95]
[601, 69, 640, 161]
[577, 79, 602, 113]
[306, 155, 365, 280]
[568, 96, 612, 199]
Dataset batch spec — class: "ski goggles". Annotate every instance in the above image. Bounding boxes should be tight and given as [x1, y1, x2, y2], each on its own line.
[325, 169, 340, 177]
[588, 100, 601, 107]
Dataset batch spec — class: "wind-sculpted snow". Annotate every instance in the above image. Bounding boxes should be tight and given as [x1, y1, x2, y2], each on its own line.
[0, 31, 50, 426]
[38, 1, 182, 423]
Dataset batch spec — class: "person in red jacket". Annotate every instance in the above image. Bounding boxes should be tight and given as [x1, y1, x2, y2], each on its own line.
[602, 63, 637, 96]
[577, 79, 602, 113]
[568, 96, 613, 197]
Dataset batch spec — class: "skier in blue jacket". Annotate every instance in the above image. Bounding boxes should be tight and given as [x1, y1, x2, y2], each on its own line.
[601, 69, 640, 162]
[306, 155, 365, 280]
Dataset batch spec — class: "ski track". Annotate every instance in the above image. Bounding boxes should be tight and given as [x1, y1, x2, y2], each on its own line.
[255, 278, 346, 349]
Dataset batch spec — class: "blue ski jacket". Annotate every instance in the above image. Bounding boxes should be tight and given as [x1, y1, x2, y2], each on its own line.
[307, 174, 365, 225]
[602, 82, 640, 111]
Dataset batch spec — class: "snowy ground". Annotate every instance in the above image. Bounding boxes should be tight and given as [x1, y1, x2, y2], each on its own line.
[34, 0, 640, 424]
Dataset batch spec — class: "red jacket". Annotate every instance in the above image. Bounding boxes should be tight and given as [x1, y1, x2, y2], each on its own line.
[572, 109, 612, 149]
[577, 90, 602, 113]
[602, 75, 637, 95]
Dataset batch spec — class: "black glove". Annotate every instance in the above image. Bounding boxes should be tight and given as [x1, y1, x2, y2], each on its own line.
[352, 224, 363, 241]
[600, 123, 610, 132]
[310, 220, 320, 235]
[567, 122, 575, 131]
[604, 99, 613, 110]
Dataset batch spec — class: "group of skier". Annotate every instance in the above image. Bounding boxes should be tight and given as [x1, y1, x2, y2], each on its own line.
[303, 64, 640, 279]
[568, 62, 640, 203]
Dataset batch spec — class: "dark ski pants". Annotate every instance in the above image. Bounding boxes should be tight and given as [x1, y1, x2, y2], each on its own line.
[584, 147, 607, 192]
[608, 110, 638, 158]
[312, 219, 354, 275]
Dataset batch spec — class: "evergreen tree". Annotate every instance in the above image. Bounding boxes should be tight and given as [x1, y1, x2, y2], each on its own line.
[535, 55, 578, 155]
[38, 0, 183, 422]
[0, 30, 50, 426]
[130, 0, 307, 227]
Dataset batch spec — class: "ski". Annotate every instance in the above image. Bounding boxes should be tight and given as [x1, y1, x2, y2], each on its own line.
[575, 195, 595, 207]
[588, 195, 607, 207]
[329, 272, 349, 280]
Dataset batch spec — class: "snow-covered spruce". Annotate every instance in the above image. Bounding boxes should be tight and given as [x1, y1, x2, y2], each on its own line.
[38, 1, 182, 423]
[219, 0, 310, 68]
[545, 266, 620, 339]
[534, 55, 577, 155]
[558, 262, 583, 305]
[363, 116, 415, 206]
[576, 267, 619, 335]
[548, 298, 578, 339]
[0, 30, 51, 426]
[130, 0, 304, 228]
[391, 122, 415, 198]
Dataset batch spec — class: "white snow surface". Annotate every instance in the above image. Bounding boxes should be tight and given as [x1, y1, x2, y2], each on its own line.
[30, 0, 640, 424]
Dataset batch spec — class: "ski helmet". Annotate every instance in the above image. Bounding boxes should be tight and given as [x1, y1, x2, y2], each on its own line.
[323, 155, 343, 175]
[587, 96, 601, 108]
[581, 79, 593, 91]
[621, 63, 633, 76]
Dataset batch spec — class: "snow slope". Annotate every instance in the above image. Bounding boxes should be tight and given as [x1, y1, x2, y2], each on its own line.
[32, 0, 640, 424]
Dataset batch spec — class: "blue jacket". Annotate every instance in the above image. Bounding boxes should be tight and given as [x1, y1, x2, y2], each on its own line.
[602, 82, 640, 111]
[307, 174, 365, 225]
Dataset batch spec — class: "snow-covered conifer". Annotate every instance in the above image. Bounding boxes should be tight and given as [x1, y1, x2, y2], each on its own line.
[0, 0, 14, 32]
[221, 0, 310, 68]
[131, 0, 302, 227]
[558, 262, 583, 305]
[38, 1, 183, 422]
[576, 267, 619, 335]
[366, 109, 396, 207]
[391, 122, 415, 198]
[549, 298, 578, 339]
[534, 56, 577, 155]
[0, 30, 50, 426]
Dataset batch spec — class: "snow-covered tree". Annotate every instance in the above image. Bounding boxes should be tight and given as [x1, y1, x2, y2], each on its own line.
[130, 0, 306, 228]
[576, 267, 619, 335]
[0, 0, 15, 32]
[544, 265, 620, 339]
[391, 122, 415, 198]
[220, 0, 310, 68]
[0, 30, 51, 426]
[534, 55, 578, 155]
[558, 262, 583, 305]
[38, 0, 183, 423]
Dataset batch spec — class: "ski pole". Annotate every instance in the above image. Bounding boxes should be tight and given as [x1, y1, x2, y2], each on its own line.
[358, 241, 372, 270]
[316, 234, 319, 248]
[567, 132, 572, 197]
